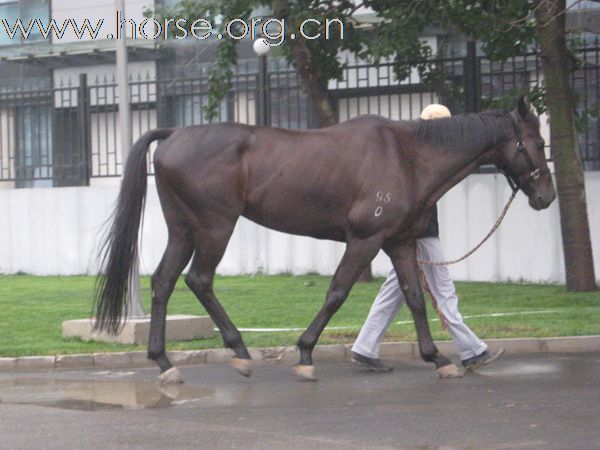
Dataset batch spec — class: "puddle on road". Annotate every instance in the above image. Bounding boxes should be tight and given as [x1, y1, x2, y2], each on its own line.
[0, 377, 218, 411]
[479, 362, 562, 377]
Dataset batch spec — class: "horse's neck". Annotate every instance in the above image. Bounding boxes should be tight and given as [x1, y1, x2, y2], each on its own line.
[419, 140, 500, 209]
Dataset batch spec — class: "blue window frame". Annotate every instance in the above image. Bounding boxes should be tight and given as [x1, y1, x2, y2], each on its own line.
[0, 0, 50, 47]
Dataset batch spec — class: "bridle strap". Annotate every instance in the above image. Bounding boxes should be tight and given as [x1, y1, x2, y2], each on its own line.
[502, 170, 519, 194]
[503, 113, 547, 192]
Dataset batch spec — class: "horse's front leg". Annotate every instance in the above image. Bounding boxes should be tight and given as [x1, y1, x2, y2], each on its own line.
[295, 236, 382, 381]
[385, 242, 463, 378]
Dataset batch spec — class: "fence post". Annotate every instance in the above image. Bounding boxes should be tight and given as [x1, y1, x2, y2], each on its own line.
[226, 91, 235, 122]
[77, 73, 91, 185]
[156, 78, 166, 127]
[464, 40, 481, 113]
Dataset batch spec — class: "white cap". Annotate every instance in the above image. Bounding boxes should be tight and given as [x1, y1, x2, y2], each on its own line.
[420, 104, 451, 120]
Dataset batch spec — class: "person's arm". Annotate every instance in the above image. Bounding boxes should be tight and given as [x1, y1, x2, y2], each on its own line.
[418, 205, 439, 239]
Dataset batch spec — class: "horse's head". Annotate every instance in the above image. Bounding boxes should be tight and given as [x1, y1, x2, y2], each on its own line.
[498, 96, 556, 210]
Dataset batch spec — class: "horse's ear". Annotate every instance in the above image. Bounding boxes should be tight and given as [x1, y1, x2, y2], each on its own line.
[517, 95, 531, 119]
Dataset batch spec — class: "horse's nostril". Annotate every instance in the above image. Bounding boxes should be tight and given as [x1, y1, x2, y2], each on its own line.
[544, 192, 556, 205]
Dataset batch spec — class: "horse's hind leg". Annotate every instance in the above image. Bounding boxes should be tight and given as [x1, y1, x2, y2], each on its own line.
[148, 224, 194, 383]
[185, 223, 252, 377]
[296, 236, 381, 380]
[385, 243, 463, 378]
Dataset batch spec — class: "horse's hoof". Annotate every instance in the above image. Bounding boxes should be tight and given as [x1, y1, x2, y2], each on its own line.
[159, 383, 182, 400]
[293, 364, 317, 381]
[436, 363, 465, 378]
[159, 367, 185, 384]
[229, 357, 252, 377]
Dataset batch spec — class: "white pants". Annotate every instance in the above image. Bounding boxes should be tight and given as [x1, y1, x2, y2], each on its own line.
[352, 237, 487, 361]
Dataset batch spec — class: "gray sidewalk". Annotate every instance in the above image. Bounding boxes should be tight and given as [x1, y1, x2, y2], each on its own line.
[1, 335, 599, 372]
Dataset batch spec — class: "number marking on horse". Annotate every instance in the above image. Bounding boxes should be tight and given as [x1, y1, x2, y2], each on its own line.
[375, 191, 392, 203]
[374, 191, 392, 217]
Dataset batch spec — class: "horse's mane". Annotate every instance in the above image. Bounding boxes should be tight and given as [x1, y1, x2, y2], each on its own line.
[413, 110, 513, 153]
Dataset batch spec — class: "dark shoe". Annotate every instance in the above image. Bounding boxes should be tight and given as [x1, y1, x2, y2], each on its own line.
[462, 348, 505, 371]
[350, 351, 393, 372]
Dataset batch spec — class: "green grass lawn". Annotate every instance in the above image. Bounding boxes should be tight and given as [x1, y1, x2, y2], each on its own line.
[0, 274, 598, 357]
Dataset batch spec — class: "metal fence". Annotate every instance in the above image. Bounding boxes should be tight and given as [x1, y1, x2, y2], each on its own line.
[1, 39, 599, 187]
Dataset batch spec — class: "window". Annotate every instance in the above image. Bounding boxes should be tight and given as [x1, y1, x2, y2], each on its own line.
[0, 0, 50, 46]
[574, 66, 600, 170]
[0, 1, 20, 46]
[15, 104, 53, 187]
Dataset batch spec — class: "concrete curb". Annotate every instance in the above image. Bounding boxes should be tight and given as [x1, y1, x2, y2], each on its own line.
[1, 335, 599, 372]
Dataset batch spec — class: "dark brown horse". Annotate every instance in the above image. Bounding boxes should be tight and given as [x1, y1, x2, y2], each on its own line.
[94, 96, 555, 383]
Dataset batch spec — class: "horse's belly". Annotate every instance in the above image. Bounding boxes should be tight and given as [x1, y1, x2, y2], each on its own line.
[242, 203, 346, 242]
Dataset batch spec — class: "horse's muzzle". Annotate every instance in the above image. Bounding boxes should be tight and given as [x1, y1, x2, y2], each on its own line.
[528, 189, 556, 210]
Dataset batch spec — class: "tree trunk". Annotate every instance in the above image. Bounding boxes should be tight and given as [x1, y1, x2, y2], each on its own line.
[535, 0, 596, 291]
[287, 41, 337, 126]
[271, 0, 337, 127]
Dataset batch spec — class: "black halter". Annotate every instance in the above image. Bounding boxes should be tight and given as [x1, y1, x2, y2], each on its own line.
[502, 113, 548, 193]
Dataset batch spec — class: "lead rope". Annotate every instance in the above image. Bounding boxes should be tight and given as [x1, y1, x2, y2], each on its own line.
[418, 267, 449, 330]
[417, 188, 518, 266]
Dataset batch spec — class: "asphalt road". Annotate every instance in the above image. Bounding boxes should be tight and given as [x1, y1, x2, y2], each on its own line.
[0, 352, 599, 449]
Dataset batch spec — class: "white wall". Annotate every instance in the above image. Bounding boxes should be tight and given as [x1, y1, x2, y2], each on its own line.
[1, 172, 599, 284]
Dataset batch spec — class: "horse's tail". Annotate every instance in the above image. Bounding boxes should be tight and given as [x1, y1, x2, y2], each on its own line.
[93, 128, 174, 334]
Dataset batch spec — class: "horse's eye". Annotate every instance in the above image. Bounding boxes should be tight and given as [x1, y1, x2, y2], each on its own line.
[537, 141, 545, 151]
